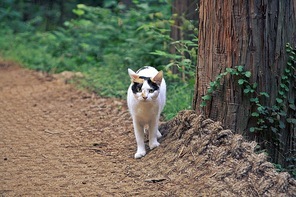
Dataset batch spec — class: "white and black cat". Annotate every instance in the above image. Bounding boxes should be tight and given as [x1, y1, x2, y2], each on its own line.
[127, 66, 166, 159]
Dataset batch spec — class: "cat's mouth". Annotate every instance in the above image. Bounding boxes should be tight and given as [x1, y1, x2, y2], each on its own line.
[141, 98, 151, 102]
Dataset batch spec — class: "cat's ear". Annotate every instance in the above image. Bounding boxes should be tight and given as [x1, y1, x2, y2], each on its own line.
[151, 71, 163, 85]
[128, 68, 143, 83]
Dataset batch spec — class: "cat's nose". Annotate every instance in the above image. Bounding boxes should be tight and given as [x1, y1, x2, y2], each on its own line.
[141, 91, 148, 100]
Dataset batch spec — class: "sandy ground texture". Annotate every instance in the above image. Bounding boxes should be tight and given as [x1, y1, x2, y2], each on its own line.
[0, 61, 295, 196]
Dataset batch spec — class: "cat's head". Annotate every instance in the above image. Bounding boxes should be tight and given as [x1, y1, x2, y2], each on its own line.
[128, 68, 163, 101]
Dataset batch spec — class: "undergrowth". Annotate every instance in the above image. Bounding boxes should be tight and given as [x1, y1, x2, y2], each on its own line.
[0, 2, 196, 120]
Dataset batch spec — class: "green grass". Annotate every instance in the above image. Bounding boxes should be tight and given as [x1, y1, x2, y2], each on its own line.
[163, 82, 194, 119]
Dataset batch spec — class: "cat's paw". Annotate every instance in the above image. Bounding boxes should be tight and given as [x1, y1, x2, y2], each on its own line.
[134, 150, 146, 159]
[149, 141, 160, 150]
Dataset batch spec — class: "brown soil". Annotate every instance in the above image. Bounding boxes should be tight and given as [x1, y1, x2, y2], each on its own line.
[1, 61, 295, 196]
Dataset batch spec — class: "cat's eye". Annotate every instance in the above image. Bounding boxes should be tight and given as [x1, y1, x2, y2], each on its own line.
[149, 89, 154, 93]
[136, 87, 141, 92]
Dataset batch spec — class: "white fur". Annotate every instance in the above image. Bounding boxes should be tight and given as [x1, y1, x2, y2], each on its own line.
[127, 67, 166, 158]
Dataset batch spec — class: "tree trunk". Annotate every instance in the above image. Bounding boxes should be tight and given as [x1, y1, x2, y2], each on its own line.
[193, 0, 296, 168]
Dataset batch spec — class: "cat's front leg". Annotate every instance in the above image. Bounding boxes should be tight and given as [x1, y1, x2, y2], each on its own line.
[148, 121, 160, 150]
[133, 120, 146, 159]
[157, 130, 162, 139]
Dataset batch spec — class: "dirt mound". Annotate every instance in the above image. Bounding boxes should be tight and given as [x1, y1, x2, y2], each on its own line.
[139, 110, 296, 196]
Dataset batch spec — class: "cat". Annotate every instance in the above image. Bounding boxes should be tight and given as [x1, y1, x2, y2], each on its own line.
[127, 66, 166, 159]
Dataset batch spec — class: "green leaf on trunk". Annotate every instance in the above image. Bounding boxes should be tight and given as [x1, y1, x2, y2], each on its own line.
[202, 95, 211, 101]
[244, 71, 251, 78]
[238, 79, 245, 85]
[251, 112, 259, 117]
[287, 118, 296, 124]
[276, 98, 283, 104]
[237, 65, 244, 72]
[260, 92, 269, 98]
[249, 127, 256, 132]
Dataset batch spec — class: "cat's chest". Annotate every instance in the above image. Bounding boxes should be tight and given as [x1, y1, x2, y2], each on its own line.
[131, 101, 159, 121]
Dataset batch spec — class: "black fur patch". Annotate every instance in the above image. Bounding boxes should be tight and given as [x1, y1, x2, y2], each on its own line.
[147, 78, 159, 91]
[131, 82, 143, 94]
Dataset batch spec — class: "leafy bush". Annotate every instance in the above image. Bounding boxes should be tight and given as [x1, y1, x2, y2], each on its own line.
[0, 2, 196, 120]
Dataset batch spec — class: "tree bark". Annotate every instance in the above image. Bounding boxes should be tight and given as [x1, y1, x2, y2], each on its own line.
[193, 0, 296, 167]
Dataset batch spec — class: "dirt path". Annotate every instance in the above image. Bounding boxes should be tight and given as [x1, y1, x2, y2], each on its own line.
[1, 62, 295, 196]
[0, 62, 170, 196]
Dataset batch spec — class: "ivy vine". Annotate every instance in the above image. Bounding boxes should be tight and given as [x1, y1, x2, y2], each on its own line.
[200, 43, 296, 133]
